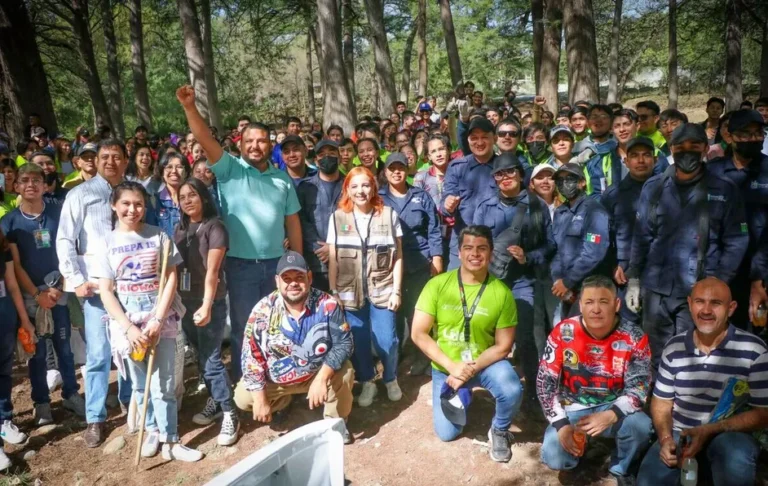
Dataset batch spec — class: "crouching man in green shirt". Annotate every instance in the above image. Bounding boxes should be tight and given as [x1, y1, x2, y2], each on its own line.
[411, 225, 523, 463]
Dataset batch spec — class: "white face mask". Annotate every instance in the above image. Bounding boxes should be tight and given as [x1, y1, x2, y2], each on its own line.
[270, 134, 277, 142]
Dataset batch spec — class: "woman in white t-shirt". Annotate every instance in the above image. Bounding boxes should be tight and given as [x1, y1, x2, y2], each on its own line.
[95, 181, 202, 462]
[327, 167, 404, 408]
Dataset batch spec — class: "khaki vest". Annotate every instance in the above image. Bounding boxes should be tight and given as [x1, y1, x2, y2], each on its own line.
[333, 207, 397, 310]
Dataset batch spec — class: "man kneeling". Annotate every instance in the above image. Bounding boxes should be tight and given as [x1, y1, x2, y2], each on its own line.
[411, 225, 523, 463]
[537, 275, 652, 485]
[234, 251, 355, 443]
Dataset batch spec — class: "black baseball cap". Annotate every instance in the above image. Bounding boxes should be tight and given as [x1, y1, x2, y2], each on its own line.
[315, 139, 339, 153]
[384, 152, 408, 169]
[626, 137, 655, 153]
[670, 123, 707, 146]
[728, 109, 766, 133]
[280, 135, 304, 149]
[467, 117, 495, 135]
[491, 152, 524, 175]
[277, 251, 309, 275]
[77, 142, 99, 156]
[555, 162, 585, 180]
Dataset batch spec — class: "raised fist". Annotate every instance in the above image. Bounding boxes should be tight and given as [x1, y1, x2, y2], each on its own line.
[176, 85, 196, 108]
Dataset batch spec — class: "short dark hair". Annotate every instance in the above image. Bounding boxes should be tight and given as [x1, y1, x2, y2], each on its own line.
[473, 91, 484, 97]
[339, 137, 355, 148]
[97, 138, 127, 158]
[135, 125, 148, 133]
[569, 106, 589, 119]
[356, 137, 380, 152]
[464, 81, 475, 88]
[286, 116, 302, 127]
[706, 97, 725, 108]
[426, 133, 450, 151]
[754, 97, 768, 109]
[740, 100, 753, 109]
[497, 117, 522, 133]
[660, 109, 688, 124]
[556, 110, 570, 119]
[588, 104, 614, 120]
[241, 122, 272, 138]
[459, 225, 493, 250]
[574, 99, 592, 109]
[359, 122, 381, 138]
[238, 115, 252, 123]
[523, 122, 548, 142]
[580, 274, 617, 296]
[635, 100, 661, 115]
[608, 103, 623, 113]
[396, 101, 406, 107]
[326, 124, 344, 136]
[614, 109, 638, 123]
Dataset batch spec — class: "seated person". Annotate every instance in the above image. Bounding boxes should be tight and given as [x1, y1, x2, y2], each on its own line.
[411, 225, 523, 463]
[234, 251, 355, 444]
[537, 275, 652, 485]
[637, 277, 768, 486]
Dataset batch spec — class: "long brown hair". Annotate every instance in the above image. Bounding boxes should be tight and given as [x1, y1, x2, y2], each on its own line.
[337, 167, 384, 215]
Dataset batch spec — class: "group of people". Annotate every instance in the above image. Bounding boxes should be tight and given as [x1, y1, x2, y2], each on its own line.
[0, 83, 766, 484]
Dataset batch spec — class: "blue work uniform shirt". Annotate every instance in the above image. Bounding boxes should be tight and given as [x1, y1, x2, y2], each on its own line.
[297, 174, 343, 273]
[600, 176, 646, 272]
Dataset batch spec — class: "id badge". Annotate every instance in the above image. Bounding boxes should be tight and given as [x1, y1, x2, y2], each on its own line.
[461, 347, 473, 363]
[180, 269, 191, 292]
[34, 229, 52, 249]
[0, 281, 6, 298]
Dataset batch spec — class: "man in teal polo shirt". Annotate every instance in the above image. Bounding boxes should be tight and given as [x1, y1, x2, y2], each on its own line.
[177, 86, 303, 383]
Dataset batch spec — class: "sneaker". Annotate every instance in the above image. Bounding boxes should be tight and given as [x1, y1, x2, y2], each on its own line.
[1, 420, 27, 445]
[196, 375, 206, 393]
[342, 422, 354, 445]
[488, 427, 514, 463]
[141, 431, 160, 457]
[63, 394, 86, 418]
[46, 369, 63, 393]
[0, 449, 10, 471]
[357, 382, 378, 407]
[217, 411, 239, 446]
[385, 380, 402, 402]
[34, 403, 54, 426]
[162, 443, 203, 462]
[193, 397, 222, 426]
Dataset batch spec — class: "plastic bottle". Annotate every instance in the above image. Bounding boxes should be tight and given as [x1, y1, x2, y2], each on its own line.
[18, 328, 36, 354]
[680, 457, 698, 486]
[754, 303, 767, 328]
[130, 344, 147, 362]
[572, 430, 586, 457]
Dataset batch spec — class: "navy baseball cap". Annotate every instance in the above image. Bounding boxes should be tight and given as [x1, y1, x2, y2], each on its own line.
[467, 117, 495, 135]
[729, 109, 766, 133]
[77, 142, 99, 156]
[418, 102, 433, 113]
[280, 135, 304, 149]
[491, 152, 524, 175]
[315, 139, 339, 153]
[549, 125, 574, 140]
[277, 251, 309, 275]
[384, 152, 409, 169]
[626, 137, 655, 153]
[440, 383, 471, 426]
[555, 162, 585, 180]
[670, 123, 707, 146]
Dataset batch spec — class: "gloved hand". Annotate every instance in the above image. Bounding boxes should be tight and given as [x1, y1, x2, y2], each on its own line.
[626, 278, 642, 313]
[456, 98, 470, 122]
[446, 98, 458, 114]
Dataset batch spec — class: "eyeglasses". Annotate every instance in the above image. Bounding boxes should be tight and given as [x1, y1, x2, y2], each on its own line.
[733, 131, 765, 142]
[493, 170, 519, 181]
[497, 130, 520, 138]
[18, 178, 44, 186]
[637, 114, 652, 121]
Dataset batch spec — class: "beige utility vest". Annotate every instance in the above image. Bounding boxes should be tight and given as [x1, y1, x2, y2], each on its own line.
[332, 207, 397, 310]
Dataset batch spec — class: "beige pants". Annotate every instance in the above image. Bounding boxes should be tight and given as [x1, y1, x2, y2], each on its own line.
[234, 361, 355, 420]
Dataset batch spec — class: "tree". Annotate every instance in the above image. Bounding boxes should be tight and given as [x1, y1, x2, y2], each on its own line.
[606, 0, 622, 103]
[0, 0, 58, 141]
[177, 0, 213, 125]
[399, 24, 416, 104]
[316, 0, 357, 133]
[306, 30, 316, 123]
[199, 0, 222, 132]
[725, 0, 742, 111]
[539, 0, 562, 110]
[438, 0, 462, 87]
[127, 0, 152, 131]
[342, 0, 355, 99]
[100, 0, 124, 139]
[363, 0, 397, 114]
[562, 0, 600, 103]
[416, 0, 428, 97]
[532, 0, 544, 91]
[667, 0, 678, 109]
[71, 0, 112, 129]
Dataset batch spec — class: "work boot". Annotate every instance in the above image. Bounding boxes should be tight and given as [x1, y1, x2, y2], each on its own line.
[83, 423, 105, 448]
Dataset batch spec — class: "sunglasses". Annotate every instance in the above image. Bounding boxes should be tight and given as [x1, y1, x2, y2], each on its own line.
[497, 130, 520, 138]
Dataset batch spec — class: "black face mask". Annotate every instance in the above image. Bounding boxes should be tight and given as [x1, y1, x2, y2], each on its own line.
[733, 141, 763, 161]
[317, 156, 339, 175]
[307, 149, 316, 160]
[675, 151, 702, 174]
[44, 172, 59, 187]
[556, 176, 582, 200]
[528, 141, 546, 159]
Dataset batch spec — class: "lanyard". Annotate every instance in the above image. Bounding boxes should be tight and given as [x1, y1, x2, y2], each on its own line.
[457, 271, 489, 343]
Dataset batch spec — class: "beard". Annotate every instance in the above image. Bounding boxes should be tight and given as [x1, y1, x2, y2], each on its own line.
[282, 289, 309, 305]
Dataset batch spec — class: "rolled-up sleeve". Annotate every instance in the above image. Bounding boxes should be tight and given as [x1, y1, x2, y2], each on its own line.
[56, 193, 86, 288]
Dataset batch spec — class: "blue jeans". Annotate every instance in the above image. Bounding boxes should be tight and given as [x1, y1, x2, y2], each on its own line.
[346, 300, 398, 383]
[29, 305, 79, 404]
[126, 338, 178, 442]
[0, 296, 17, 429]
[83, 296, 133, 423]
[181, 297, 233, 411]
[541, 403, 652, 476]
[637, 430, 759, 486]
[225, 256, 279, 383]
[431, 360, 523, 441]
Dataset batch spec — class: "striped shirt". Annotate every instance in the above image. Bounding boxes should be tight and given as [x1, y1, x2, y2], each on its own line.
[654, 324, 768, 430]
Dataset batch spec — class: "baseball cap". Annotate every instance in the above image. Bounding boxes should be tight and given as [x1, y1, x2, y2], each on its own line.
[280, 134, 304, 149]
[384, 152, 409, 169]
[276, 251, 309, 276]
[549, 125, 574, 140]
[418, 102, 433, 113]
[0, 143, 9, 155]
[439, 382, 472, 426]
[491, 152, 524, 175]
[670, 123, 707, 146]
[626, 137, 655, 153]
[555, 162, 585, 180]
[315, 139, 339, 153]
[78, 142, 99, 156]
[467, 117, 495, 135]
[728, 109, 766, 133]
[531, 163, 556, 179]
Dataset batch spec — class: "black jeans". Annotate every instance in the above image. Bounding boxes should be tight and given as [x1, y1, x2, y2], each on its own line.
[396, 269, 432, 347]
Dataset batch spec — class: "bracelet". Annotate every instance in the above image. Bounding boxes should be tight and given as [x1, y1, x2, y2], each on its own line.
[33, 290, 41, 301]
[331, 290, 338, 296]
[659, 435, 674, 445]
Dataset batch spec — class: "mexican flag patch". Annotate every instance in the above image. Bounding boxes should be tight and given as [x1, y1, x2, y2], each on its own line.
[585, 233, 601, 244]
[341, 224, 351, 232]
[741, 222, 748, 234]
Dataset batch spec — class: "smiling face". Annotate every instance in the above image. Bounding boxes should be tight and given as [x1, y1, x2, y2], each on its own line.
[580, 286, 620, 334]
[496, 123, 520, 152]
[531, 170, 555, 199]
[385, 162, 407, 187]
[163, 157, 187, 189]
[636, 107, 659, 133]
[30, 154, 56, 175]
[191, 143, 206, 162]
[17, 171, 44, 201]
[282, 142, 306, 170]
[346, 173, 374, 208]
[468, 129, 495, 159]
[612, 115, 637, 144]
[112, 188, 146, 228]
[569, 113, 588, 135]
[550, 132, 574, 158]
[494, 168, 522, 195]
[357, 141, 377, 169]
[277, 269, 312, 305]
[427, 139, 449, 170]
[588, 110, 612, 137]
[97, 146, 129, 182]
[688, 278, 736, 337]
[135, 147, 153, 173]
[239, 127, 271, 167]
[459, 234, 491, 272]
[395, 133, 410, 149]
[193, 162, 215, 186]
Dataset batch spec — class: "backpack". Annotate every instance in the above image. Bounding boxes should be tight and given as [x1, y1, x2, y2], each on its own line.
[489, 190, 545, 280]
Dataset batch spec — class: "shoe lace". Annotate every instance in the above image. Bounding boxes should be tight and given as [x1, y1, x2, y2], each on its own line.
[201, 398, 218, 417]
[221, 412, 236, 435]
[492, 429, 514, 446]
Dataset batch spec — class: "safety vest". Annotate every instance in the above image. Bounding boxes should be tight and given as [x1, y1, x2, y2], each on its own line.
[584, 153, 614, 195]
[332, 207, 397, 310]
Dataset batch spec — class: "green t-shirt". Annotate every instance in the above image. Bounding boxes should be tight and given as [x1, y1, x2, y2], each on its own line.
[415, 270, 517, 373]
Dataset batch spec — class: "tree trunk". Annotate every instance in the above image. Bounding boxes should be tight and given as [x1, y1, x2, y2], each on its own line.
[667, 0, 678, 109]
[199, 0, 222, 132]
[0, 0, 58, 141]
[127, 0, 153, 131]
[342, 0, 355, 99]
[177, 0, 211, 123]
[761, 19, 768, 98]
[310, 23, 326, 114]
[439, 0, 463, 87]
[316, 0, 357, 133]
[417, 0, 428, 97]
[306, 30, 316, 123]
[100, 0, 124, 139]
[532, 0, 544, 92]
[606, 0, 622, 103]
[399, 24, 416, 104]
[724, 0, 742, 111]
[539, 0, 562, 112]
[562, 0, 600, 103]
[72, 0, 112, 130]
[363, 0, 397, 115]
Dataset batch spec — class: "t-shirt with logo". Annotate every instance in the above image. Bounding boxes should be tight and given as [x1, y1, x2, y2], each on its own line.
[415, 269, 517, 373]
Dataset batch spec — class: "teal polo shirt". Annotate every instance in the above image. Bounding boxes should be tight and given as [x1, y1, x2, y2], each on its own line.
[209, 152, 300, 260]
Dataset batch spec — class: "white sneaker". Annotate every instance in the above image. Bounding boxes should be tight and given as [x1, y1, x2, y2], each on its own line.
[385, 380, 403, 402]
[0, 420, 27, 445]
[162, 443, 203, 462]
[141, 431, 160, 457]
[217, 411, 240, 446]
[358, 381, 378, 407]
[0, 449, 10, 471]
[193, 397, 222, 426]
[46, 369, 63, 393]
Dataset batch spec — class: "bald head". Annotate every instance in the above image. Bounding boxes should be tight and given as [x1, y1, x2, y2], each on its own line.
[691, 277, 732, 302]
[688, 277, 736, 336]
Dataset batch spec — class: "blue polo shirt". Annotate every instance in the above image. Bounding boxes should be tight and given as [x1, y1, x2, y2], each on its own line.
[0, 202, 62, 286]
[209, 152, 300, 260]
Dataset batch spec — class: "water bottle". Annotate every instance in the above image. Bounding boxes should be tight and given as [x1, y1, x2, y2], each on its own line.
[754, 303, 767, 328]
[680, 457, 698, 486]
